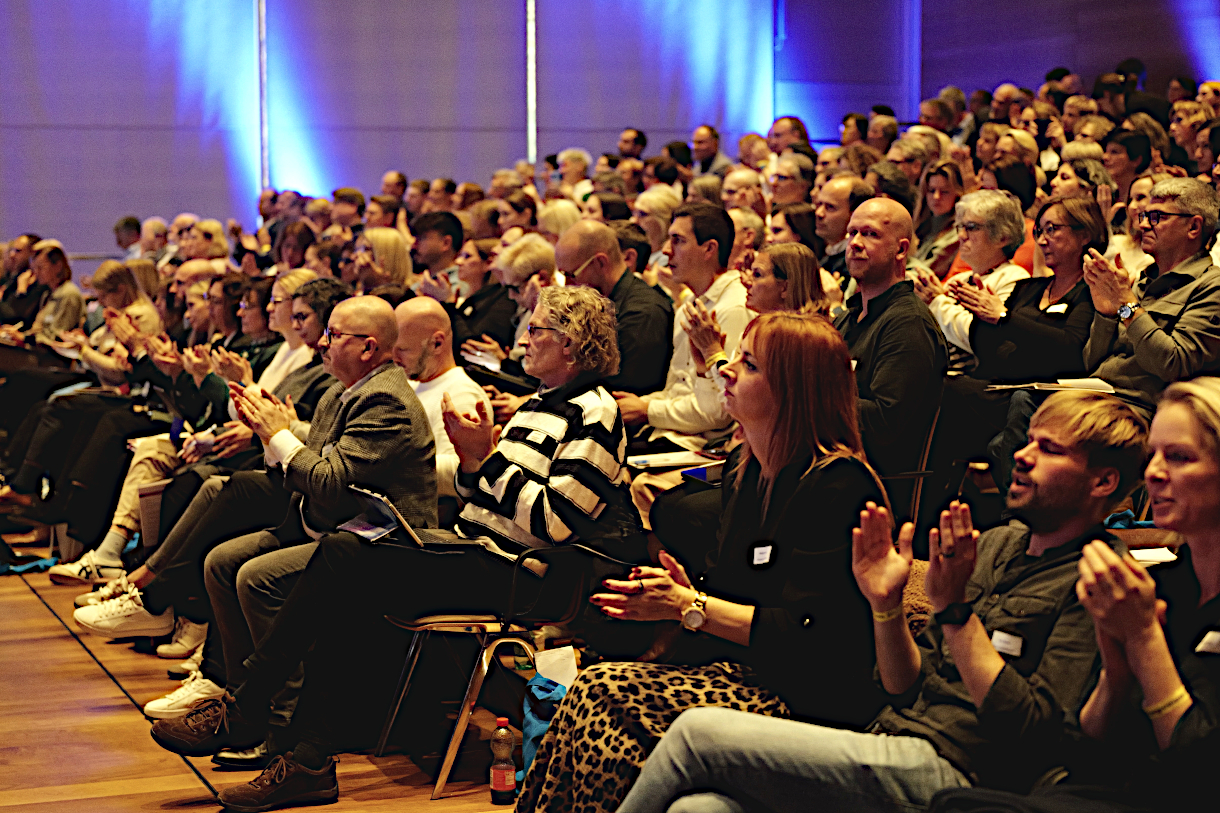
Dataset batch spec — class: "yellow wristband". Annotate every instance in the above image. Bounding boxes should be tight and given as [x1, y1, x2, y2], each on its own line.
[1143, 685, 1190, 720]
[704, 351, 728, 368]
[872, 605, 904, 623]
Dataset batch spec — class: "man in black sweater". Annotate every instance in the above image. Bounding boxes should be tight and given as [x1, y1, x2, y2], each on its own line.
[834, 198, 946, 519]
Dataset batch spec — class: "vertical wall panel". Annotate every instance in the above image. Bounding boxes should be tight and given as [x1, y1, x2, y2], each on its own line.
[0, 0, 259, 267]
[264, 0, 527, 198]
[535, 0, 774, 163]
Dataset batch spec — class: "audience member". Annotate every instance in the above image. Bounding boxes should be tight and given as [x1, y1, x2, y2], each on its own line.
[691, 124, 732, 177]
[616, 391, 1147, 813]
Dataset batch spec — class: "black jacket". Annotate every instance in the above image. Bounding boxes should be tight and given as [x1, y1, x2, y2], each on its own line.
[446, 283, 517, 352]
[604, 271, 674, 395]
[971, 276, 1095, 382]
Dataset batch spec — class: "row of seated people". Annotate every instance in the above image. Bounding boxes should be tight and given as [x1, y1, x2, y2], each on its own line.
[2, 172, 1220, 812]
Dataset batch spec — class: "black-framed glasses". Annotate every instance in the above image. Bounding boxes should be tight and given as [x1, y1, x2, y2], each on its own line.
[323, 327, 371, 343]
[956, 221, 985, 234]
[1033, 222, 1084, 240]
[526, 324, 562, 338]
[1138, 210, 1194, 227]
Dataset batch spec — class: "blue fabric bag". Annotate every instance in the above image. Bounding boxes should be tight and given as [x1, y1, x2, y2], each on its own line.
[516, 674, 567, 782]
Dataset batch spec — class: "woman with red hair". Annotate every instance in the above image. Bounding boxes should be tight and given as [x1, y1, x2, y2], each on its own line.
[517, 312, 889, 813]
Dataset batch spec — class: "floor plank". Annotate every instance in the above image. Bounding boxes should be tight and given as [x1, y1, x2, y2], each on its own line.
[4, 572, 506, 812]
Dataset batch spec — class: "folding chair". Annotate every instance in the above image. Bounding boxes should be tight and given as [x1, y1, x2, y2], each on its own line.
[375, 542, 627, 800]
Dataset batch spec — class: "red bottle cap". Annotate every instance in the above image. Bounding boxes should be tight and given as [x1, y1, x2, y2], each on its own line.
[496, 717, 510, 727]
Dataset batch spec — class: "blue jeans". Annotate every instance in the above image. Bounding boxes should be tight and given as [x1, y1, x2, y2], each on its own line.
[616, 707, 970, 813]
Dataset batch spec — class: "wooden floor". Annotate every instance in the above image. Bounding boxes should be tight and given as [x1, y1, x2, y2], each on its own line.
[0, 572, 503, 812]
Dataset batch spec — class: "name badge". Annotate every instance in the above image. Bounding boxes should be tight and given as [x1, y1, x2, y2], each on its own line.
[321, 442, 335, 457]
[991, 630, 1024, 657]
[751, 544, 773, 566]
[528, 429, 547, 444]
[1046, 303, 1068, 314]
[463, 306, 474, 317]
[1196, 630, 1220, 654]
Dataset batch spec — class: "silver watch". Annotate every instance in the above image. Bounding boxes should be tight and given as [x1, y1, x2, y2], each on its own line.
[681, 591, 708, 631]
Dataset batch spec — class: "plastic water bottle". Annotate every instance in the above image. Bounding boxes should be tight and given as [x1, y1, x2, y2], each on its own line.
[490, 717, 516, 805]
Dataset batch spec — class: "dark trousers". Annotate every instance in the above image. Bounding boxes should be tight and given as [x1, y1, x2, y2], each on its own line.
[234, 533, 535, 745]
[0, 368, 91, 443]
[650, 480, 722, 573]
[142, 471, 291, 621]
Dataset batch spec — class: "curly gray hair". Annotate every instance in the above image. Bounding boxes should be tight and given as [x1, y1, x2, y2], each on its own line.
[538, 285, 620, 378]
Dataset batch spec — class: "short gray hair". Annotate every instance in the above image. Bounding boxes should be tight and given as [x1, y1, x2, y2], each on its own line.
[538, 285, 620, 377]
[955, 190, 1026, 260]
[728, 207, 765, 249]
[1151, 178, 1220, 246]
[558, 148, 592, 170]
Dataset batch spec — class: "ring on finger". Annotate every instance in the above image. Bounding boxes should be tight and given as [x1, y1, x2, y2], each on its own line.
[637, 579, 644, 593]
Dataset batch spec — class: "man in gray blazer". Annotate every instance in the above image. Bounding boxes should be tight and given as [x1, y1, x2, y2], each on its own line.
[147, 296, 438, 728]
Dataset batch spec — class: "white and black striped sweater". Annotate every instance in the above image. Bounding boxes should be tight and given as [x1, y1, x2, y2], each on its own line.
[455, 376, 631, 554]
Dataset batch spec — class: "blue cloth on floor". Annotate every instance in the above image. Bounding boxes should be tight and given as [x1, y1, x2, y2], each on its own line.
[1104, 509, 1156, 530]
[517, 674, 567, 782]
[0, 556, 58, 575]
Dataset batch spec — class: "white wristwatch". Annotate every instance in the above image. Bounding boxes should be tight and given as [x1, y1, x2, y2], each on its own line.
[681, 591, 709, 631]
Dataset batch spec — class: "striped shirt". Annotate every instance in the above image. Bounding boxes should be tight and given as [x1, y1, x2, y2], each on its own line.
[455, 376, 629, 553]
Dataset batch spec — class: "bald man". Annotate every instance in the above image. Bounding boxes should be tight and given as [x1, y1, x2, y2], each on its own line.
[558, 220, 673, 394]
[834, 198, 946, 516]
[393, 297, 491, 498]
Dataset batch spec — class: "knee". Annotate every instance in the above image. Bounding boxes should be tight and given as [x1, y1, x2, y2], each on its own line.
[666, 792, 743, 813]
[234, 561, 264, 602]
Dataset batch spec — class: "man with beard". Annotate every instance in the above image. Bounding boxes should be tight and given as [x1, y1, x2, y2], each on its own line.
[390, 297, 490, 500]
[614, 390, 1149, 813]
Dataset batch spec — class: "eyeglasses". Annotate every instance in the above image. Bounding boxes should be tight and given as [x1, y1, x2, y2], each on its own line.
[270, 296, 289, 305]
[1137, 210, 1194, 227]
[956, 222, 985, 234]
[526, 324, 562, 338]
[322, 327, 371, 343]
[290, 312, 312, 324]
[1033, 222, 1084, 239]
[771, 173, 796, 183]
[238, 301, 253, 310]
[565, 255, 598, 280]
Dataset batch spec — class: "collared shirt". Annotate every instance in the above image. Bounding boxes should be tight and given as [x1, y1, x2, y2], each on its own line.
[642, 270, 752, 449]
[1085, 251, 1220, 413]
[873, 522, 1114, 790]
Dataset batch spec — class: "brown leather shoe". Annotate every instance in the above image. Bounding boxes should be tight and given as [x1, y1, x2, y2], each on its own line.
[216, 752, 338, 812]
[149, 695, 262, 757]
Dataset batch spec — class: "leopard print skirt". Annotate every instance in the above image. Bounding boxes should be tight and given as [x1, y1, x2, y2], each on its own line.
[515, 660, 789, 813]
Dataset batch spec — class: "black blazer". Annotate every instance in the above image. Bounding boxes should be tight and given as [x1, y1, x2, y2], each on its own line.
[970, 276, 1095, 383]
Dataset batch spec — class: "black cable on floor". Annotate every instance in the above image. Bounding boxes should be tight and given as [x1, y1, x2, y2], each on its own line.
[18, 574, 221, 799]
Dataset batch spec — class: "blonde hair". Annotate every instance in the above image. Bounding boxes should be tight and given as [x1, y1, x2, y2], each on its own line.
[632, 185, 682, 225]
[537, 199, 582, 240]
[537, 285, 619, 377]
[495, 233, 556, 285]
[275, 268, 318, 297]
[1060, 140, 1104, 161]
[92, 260, 139, 305]
[196, 219, 230, 259]
[763, 243, 826, 314]
[125, 258, 160, 300]
[363, 226, 413, 286]
[1030, 390, 1149, 506]
[1161, 378, 1220, 459]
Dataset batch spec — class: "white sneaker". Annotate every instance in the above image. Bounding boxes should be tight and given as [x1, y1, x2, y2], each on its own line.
[74, 574, 129, 608]
[168, 643, 204, 678]
[143, 671, 225, 719]
[156, 617, 208, 660]
[73, 584, 175, 638]
[48, 550, 125, 586]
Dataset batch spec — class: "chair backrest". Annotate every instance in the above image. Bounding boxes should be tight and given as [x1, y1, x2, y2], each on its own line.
[506, 544, 633, 628]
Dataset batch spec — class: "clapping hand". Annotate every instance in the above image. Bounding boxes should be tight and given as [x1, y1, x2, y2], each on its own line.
[147, 333, 184, 377]
[952, 281, 1006, 323]
[590, 551, 697, 621]
[483, 385, 529, 424]
[181, 345, 214, 383]
[682, 299, 725, 375]
[211, 420, 255, 459]
[910, 266, 946, 304]
[106, 309, 143, 352]
[925, 501, 980, 613]
[442, 394, 501, 473]
[851, 502, 912, 614]
[1076, 541, 1165, 644]
[229, 382, 295, 442]
[1082, 249, 1132, 317]
[418, 270, 456, 303]
[211, 346, 253, 384]
[462, 334, 508, 362]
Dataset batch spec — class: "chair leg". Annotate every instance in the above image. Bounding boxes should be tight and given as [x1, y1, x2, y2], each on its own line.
[431, 636, 535, 800]
[375, 630, 428, 757]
